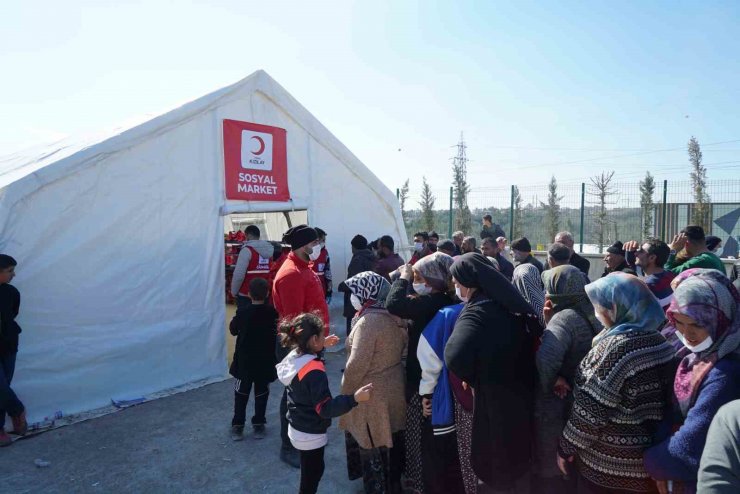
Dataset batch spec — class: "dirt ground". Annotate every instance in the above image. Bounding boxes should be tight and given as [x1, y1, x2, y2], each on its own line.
[0, 305, 360, 494]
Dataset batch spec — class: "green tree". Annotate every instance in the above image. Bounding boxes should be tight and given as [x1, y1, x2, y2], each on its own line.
[589, 171, 616, 253]
[639, 171, 656, 239]
[540, 176, 564, 242]
[399, 179, 410, 225]
[688, 136, 710, 229]
[419, 177, 436, 232]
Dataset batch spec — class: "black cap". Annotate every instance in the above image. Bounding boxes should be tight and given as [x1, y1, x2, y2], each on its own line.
[511, 237, 532, 252]
[606, 241, 625, 256]
[283, 225, 318, 250]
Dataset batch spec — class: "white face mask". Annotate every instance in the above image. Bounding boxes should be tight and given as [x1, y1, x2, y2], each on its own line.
[414, 242, 424, 252]
[309, 244, 322, 261]
[455, 286, 468, 303]
[676, 332, 714, 353]
[350, 294, 363, 311]
[413, 283, 432, 296]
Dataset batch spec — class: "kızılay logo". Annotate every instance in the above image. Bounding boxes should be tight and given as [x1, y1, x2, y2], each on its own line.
[241, 130, 273, 171]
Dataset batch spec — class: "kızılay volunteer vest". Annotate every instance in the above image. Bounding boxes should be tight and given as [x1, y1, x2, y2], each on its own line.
[311, 248, 329, 293]
[239, 246, 273, 296]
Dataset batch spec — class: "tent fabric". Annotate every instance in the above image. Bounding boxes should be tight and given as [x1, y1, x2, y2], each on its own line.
[0, 70, 407, 425]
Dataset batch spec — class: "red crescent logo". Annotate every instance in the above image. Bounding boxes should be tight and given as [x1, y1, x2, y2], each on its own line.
[251, 136, 266, 156]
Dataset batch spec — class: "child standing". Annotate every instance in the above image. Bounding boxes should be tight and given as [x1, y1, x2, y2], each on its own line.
[229, 278, 278, 441]
[0, 254, 27, 447]
[276, 313, 372, 494]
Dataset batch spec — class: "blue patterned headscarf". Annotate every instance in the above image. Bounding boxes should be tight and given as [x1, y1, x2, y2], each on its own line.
[586, 272, 666, 344]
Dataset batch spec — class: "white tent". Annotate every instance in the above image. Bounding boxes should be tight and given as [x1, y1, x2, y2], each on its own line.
[0, 70, 407, 425]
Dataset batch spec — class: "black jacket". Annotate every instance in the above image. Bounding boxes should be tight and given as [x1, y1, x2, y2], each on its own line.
[517, 254, 544, 274]
[601, 260, 636, 278]
[338, 249, 377, 318]
[495, 253, 515, 281]
[229, 303, 278, 383]
[0, 284, 22, 355]
[386, 279, 455, 394]
[277, 351, 357, 434]
[570, 252, 591, 278]
[445, 292, 536, 489]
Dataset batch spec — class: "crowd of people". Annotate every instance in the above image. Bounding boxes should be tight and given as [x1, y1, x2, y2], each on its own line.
[2, 218, 740, 494]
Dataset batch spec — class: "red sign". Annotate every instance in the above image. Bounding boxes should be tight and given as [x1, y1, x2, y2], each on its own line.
[223, 119, 290, 201]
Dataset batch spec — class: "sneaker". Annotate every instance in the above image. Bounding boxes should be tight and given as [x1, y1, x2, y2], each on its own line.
[11, 410, 28, 436]
[252, 424, 265, 440]
[230, 425, 244, 441]
[0, 430, 12, 447]
[280, 446, 301, 469]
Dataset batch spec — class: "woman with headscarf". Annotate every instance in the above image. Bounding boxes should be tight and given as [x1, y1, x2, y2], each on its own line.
[513, 263, 547, 328]
[644, 269, 740, 494]
[557, 273, 675, 494]
[340, 271, 408, 493]
[444, 253, 539, 493]
[386, 252, 456, 494]
[533, 265, 601, 493]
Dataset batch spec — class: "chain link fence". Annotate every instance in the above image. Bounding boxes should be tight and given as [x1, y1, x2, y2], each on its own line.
[402, 179, 740, 257]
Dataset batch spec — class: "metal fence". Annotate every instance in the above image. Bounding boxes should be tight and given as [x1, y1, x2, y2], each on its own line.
[402, 179, 740, 256]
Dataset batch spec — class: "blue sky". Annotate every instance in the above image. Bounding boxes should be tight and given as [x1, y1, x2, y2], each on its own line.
[2, 1, 739, 194]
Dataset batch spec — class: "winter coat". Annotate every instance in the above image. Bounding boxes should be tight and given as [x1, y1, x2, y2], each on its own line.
[339, 309, 407, 449]
[0, 284, 22, 355]
[277, 350, 357, 435]
[644, 357, 740, 494]
[517, 254, 544, 274]
[385, 279, 456, 395]
[698, 400, 740, 494]
[230, 240, 275, 297]
[272, 251, 329, 331]
[534, 307, 600, 477]
[229, 303, 278, 383]
[375, 253, 404, 282]
[570, 252, 591, 278]
[495, 253, 514, 281]
[444, 291, 536, 489]
[601, 260, 637, 278]
[338, 249, 377, 318]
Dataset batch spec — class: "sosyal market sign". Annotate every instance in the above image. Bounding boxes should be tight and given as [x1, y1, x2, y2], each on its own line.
[223, 119, 290, 201]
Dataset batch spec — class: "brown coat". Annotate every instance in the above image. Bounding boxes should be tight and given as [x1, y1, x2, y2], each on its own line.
[339, 309, 408, 449]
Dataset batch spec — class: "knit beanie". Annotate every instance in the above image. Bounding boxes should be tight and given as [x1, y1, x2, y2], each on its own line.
[511, 237, 532, 253]
[283, 225, 318, 250]
[606, 241, 625, 256]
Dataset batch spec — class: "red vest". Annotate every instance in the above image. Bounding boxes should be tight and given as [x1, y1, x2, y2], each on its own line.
[310, 248, 329, 293]
[238, 246, 273, 296]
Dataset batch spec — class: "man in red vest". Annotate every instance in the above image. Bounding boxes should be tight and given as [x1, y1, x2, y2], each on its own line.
[229, 225, 274, 310]
[310, 227, 333, 305]
[272, 225, 337, 468]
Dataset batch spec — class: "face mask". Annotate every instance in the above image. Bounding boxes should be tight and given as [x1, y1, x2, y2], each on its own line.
[676, 332, 714, 353]
[414, 242, 424, 252]
[309, 244, 322, 261]
[413, 283, 432, 296]
[455, 286, 468, 303]
[350, 294, 363, 312]
[320, 242, 326, 249]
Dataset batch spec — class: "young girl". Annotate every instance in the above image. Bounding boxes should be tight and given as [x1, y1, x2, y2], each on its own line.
[276, 313, 373, 494]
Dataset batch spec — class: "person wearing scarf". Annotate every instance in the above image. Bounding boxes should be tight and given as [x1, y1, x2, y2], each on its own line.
[444, 253, 538, 493]
[386, 252, 457, 494]
[513, 263, 547, 328]
[533, 265, 602, 493]
[557, 273, 675, 494]
[644, 269, 740, 494]
[339, 271, 407, 494]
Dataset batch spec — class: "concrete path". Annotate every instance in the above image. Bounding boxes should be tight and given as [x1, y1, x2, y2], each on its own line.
[0, 349, 359, 494]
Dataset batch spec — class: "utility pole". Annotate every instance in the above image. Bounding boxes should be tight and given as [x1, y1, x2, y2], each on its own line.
[451, 132, 472, 235]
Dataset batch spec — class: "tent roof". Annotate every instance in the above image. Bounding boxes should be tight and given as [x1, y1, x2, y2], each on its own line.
[0, 70, 397, 209]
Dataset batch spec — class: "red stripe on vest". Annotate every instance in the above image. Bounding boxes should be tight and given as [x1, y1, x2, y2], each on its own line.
[297, 360, 325, 381]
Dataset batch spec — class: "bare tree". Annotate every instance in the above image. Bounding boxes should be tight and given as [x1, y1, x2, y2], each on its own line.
[452, 133, 472, 233]
[540, 176, 564, 242]
[419, 177, 436, 232]
[399, 179, 410, 224]
[589, 171, 616, 253]
[639, 171, 656, 239]
[512, 185, 524, 239]
[688, 136, 710, 229]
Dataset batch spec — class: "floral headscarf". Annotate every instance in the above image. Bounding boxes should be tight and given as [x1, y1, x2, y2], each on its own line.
[513, 264, 546, 328]
[345, 271, 391, 311]
[414, 252, 454, 293]
[666, 268, 740, 417]
[542, 265, 600, 333]
[586, 272, 666, 345]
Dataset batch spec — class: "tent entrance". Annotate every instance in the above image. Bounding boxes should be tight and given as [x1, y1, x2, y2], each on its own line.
[223, 210, 308, 365]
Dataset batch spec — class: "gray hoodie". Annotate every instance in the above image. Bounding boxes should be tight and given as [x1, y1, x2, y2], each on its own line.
[230, 239, 275, 297]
